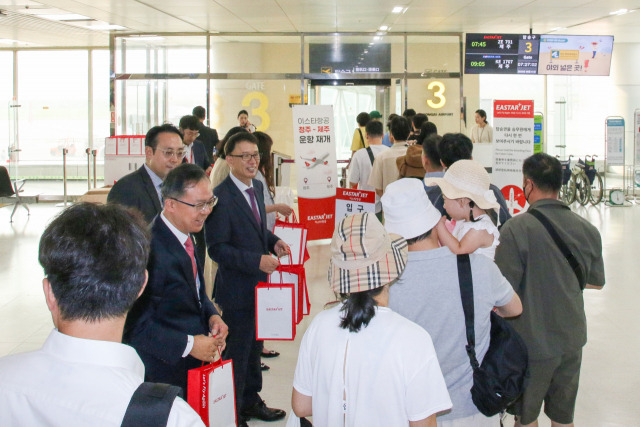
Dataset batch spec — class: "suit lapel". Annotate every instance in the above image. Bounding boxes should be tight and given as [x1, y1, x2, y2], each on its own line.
[226, 178, 263, 236]
[155, 218, 201, 307]
[139, 166, 162, 214]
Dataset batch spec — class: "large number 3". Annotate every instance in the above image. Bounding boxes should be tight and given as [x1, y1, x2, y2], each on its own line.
[427, 81, 446, 109]
[242, 91, 270, 131]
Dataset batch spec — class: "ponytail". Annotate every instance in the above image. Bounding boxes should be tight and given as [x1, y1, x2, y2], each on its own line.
[469, 200, 498, 226]
[339, 287, 384, 332]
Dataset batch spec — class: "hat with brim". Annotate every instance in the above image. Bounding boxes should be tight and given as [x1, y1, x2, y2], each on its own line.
[396, 144, 425, 179]
[424, 159, 499, 210]
[328, 212, 408, 295]
[369, 110, 382, 119]
[381, 178, 442, 240]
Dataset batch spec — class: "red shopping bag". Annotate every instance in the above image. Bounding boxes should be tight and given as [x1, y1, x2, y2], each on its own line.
[187, 355, 237, 427]
[269, 265, 305, 324]
[255, 281, 296, 341]
[274, 212, 309, 265]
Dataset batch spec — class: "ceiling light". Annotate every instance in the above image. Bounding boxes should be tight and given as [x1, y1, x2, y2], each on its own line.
[392, 6, 404, 13]
[379, 25, 388, 31]
[609, 8, 628, 15]
[374, 36, 381, 41]
[364, 50, 368, 53]
[38, 13, 93, 21]
[0, 38, 35, 46]
[84, 24, 128, 31]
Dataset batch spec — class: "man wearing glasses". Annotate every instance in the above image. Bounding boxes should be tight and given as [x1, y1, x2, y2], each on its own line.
[206, 132, 289, 426]
[108, 124, 184, 224]
[124, 163, 228, 394]
[179, 115, 212, 174]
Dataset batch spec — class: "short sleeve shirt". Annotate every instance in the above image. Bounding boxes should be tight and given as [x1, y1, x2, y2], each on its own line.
[348, 145, 389, 213]
[367, 143, 408, 193]
[495, 198, 605, 360]
[350, 126, 368, 151]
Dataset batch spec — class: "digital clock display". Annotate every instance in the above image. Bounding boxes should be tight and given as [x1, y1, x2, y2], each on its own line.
[465, 33, 540, 75]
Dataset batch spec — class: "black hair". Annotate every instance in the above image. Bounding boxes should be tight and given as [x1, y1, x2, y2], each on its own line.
[422, 134, 443, 168]
[145, 123, 182, 150]
[413, 113, 429, 130]
[38, 203, 150, 322]
[365, 120, 384, 138]
[179, 115, 200, 131]
[406, 229, 432, 246]
[192, 106, 206, 119]
[390, 116, 411, 142]
[402, 109, 416, 119]
[356, 112, 371, 127]
[438, 133, 473, 167]
[237, 109, 249, 118]
[224, 131, 258, 157]
[386, 113, 399, 130]
[216, 127, 249, 159]
[254, 131, 275, 196]
[339, 287, 385, 332]
[161, 163, 208, 201]
[523, 153, 562, 193]
[467, 199, 499, 226]
[476, 109, 488, 124]
[415, 122, 438, 145]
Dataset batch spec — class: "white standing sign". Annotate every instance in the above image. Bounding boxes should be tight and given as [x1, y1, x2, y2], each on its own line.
[606, 118, 625, 166]
[492, 100, 535, 215]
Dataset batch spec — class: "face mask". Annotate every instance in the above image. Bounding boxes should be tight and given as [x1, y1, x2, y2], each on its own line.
[523, 182, 531, 204]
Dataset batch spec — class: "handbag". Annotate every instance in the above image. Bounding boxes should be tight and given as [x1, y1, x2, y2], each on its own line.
[273, 212, 309, 266]
[270, 265, 305, 324]
[255, 281, 297, 340]
[456, 254, 529, 417]
[187, 351, 237, 427]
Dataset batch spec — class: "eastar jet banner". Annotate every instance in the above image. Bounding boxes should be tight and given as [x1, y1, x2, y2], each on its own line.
[492, 100, 535, 215]
[292, 105, 338, 240]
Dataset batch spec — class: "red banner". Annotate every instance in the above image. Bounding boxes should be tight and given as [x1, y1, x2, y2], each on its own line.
[298, 196, 336, 240]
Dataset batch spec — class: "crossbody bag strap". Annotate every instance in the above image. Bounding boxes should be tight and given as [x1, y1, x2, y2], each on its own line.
[358, 128, 367, 148]
[528, 208, 585, 290]
[365, 146, 375, 165]
[121, 382, 182, 427]
[456, 254, 480, 370]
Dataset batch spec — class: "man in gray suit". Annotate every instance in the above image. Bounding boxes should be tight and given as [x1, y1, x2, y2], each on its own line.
[107, 124, 184, 224]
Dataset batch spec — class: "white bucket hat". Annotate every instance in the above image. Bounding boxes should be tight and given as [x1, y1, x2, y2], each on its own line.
[380, 178, 442, 240]
[424, 160, 499, 210]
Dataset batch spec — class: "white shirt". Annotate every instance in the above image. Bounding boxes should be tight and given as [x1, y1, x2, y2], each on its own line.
[183, 143, 194, 164]
[293, 304, 452, 426]
[160, 212, 200, 357]
[0, 329, 205, 427]
[348, 144, 389, 213]
[452, 214, 500, 260]
[229, 171, 261, 221]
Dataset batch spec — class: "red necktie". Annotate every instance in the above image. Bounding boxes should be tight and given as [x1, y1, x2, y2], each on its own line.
[184, 236, 198, 282]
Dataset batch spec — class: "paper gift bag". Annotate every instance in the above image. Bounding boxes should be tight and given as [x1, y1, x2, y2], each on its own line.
[187, 358, 236, 427]
[269, 266, 305, 324]
[255, 282, 296, 340]
[274, 213, 309, 266]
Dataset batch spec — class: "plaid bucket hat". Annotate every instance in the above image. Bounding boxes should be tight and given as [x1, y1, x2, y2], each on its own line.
[328, 212, 408, 294]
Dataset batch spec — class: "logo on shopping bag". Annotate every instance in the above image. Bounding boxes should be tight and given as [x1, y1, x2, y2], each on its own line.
[267, 307, 284, 311]
[213, 393, 227, 404]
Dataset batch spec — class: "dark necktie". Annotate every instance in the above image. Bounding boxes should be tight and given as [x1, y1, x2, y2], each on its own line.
[245, 187, 262, 225]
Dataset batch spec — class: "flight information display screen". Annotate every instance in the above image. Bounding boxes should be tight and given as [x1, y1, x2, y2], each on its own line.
[464, 33, 540, 75]
[309, 43, 391, 74]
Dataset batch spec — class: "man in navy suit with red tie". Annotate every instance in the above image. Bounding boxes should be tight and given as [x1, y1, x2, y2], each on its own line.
[206, 133, 289, 426]
[124, 163, 228, 393]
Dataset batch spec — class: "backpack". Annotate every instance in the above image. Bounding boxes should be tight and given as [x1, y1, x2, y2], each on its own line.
[121, 382, 183, 427]
[456, 254, 529, 417]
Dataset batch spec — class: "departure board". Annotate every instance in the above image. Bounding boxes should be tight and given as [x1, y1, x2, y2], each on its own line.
[465, 34, 540, 75]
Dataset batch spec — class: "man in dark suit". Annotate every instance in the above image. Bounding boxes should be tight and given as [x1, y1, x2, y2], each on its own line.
[206, 133, 289, 426]
[124, 163, 228, 393]
[193, 106, 219, 165]
[107, 124, 183, 224]
[179, 115, 211, 265]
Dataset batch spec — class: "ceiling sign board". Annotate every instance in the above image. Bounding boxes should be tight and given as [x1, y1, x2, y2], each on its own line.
[464, 34, 540, 75]
[537, 35, 614, 76]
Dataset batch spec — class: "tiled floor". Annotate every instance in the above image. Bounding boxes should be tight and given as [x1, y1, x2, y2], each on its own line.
[1, 199, 638, 426]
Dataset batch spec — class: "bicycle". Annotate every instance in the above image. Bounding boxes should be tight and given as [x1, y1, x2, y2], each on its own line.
[571, 158, 591, 206]
[583, 154, 604, 205]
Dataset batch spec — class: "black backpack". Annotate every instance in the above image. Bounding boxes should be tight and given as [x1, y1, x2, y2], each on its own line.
[456, 254, 529, 417]
[121, 382, 183, 427]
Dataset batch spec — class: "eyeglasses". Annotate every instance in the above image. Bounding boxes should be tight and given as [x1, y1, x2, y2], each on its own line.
[183, 130, 200, 138]
[170, 196, 218, 212]
[158, 149, 186, 159]
[228, 153, 261, 162]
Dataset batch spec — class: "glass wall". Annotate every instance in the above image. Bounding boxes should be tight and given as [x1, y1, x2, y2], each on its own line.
[0, 52, 13, 166]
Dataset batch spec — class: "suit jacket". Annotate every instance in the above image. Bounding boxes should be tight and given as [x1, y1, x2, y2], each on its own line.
[183, 140, 210, 171]
[205, 175, 280, 311]
[196, 122, 219, 165]
[124, 216, 219, 390]
[107, 166, 161, 224]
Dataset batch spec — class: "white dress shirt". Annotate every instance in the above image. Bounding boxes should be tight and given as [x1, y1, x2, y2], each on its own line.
[0, 329, 205, 426]
[229, 171, 261, 221]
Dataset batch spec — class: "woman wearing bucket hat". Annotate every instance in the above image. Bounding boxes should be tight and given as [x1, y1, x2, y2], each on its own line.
[425, 160, 501, 260]
[291, 213, 452, 427]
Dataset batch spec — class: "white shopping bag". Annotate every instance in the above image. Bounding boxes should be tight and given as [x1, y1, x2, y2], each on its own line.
[273, 225, 305, 265]
[255, 282, 296, 340]
[187, 359, 236, 427]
